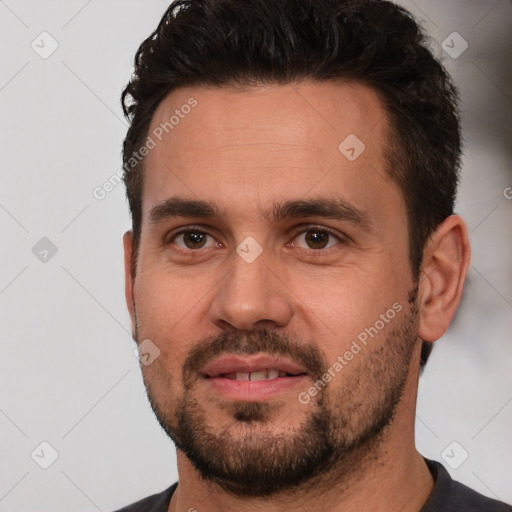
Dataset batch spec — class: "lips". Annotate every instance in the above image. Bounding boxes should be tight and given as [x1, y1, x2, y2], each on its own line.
[202, 355, 308, 380]
[199, 355, 309, 401]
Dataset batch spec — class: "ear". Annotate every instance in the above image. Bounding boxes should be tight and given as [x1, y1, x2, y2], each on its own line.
[123, 230, 136, 336]
[418, 215, 471, 342]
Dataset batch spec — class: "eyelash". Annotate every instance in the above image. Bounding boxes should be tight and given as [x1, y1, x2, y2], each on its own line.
[164, 224, 346, 255]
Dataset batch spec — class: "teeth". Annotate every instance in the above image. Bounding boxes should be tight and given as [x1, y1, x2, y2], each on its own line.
[267, 369, 279, 380]
[221, 368, 287, 381]
[249, 370, 267, 381]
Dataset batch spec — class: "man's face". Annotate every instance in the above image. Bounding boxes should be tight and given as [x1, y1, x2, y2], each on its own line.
[125, 81, 421, 496]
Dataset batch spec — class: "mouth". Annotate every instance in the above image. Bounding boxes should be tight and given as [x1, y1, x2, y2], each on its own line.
[201, 355, 309, 401]
[218, 369, 301, 381]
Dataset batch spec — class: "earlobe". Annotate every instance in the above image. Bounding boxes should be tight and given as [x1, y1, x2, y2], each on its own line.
[417, 215, 471, 342]
[123, 230, 136, 335]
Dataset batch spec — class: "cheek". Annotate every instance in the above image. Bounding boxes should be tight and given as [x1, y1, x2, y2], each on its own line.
[133, 272, 201, 369]
[140, 359, 183, 422]
[296, 268, 407, 363]
[134, 263, 204, 322]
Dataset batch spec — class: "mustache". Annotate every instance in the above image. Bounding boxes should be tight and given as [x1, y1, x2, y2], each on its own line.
[182, 329, 328, 387]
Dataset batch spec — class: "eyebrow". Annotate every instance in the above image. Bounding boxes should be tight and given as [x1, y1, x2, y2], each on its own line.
[149, 197, 222, 225]
[149, 196, 373, 231]
[269, 198, 372, 231]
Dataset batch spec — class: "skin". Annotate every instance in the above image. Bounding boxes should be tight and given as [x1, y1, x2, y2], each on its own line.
[123, 81, 471, 511]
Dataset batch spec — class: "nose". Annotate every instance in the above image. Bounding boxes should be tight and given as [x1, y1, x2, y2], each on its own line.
[209, 249, 294, 332]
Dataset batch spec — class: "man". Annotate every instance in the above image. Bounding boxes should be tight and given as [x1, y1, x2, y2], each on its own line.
[115, 0, 512, 510]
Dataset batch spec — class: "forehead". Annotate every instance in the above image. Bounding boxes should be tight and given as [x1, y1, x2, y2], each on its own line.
[141, 81, 400, 225]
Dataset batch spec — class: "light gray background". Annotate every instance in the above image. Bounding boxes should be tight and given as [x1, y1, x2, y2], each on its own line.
[1, 1, 511, 511]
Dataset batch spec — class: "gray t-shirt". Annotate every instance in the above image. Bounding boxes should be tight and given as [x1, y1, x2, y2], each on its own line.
[113, 458, 512, 511]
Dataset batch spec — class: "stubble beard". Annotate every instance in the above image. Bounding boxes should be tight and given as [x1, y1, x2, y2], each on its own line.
[138, 288, 419, 498]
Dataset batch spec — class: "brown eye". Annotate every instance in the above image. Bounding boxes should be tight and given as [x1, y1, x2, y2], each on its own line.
[169, 230, 216, 250]
[182, 232, 207, 249]
[292, 227, 343, 251]
[304, 230, 330, 249]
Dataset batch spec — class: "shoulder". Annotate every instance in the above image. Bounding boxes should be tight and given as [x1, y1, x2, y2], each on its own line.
[423, 459, 512, 512]
[112, 482, 178, 512]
